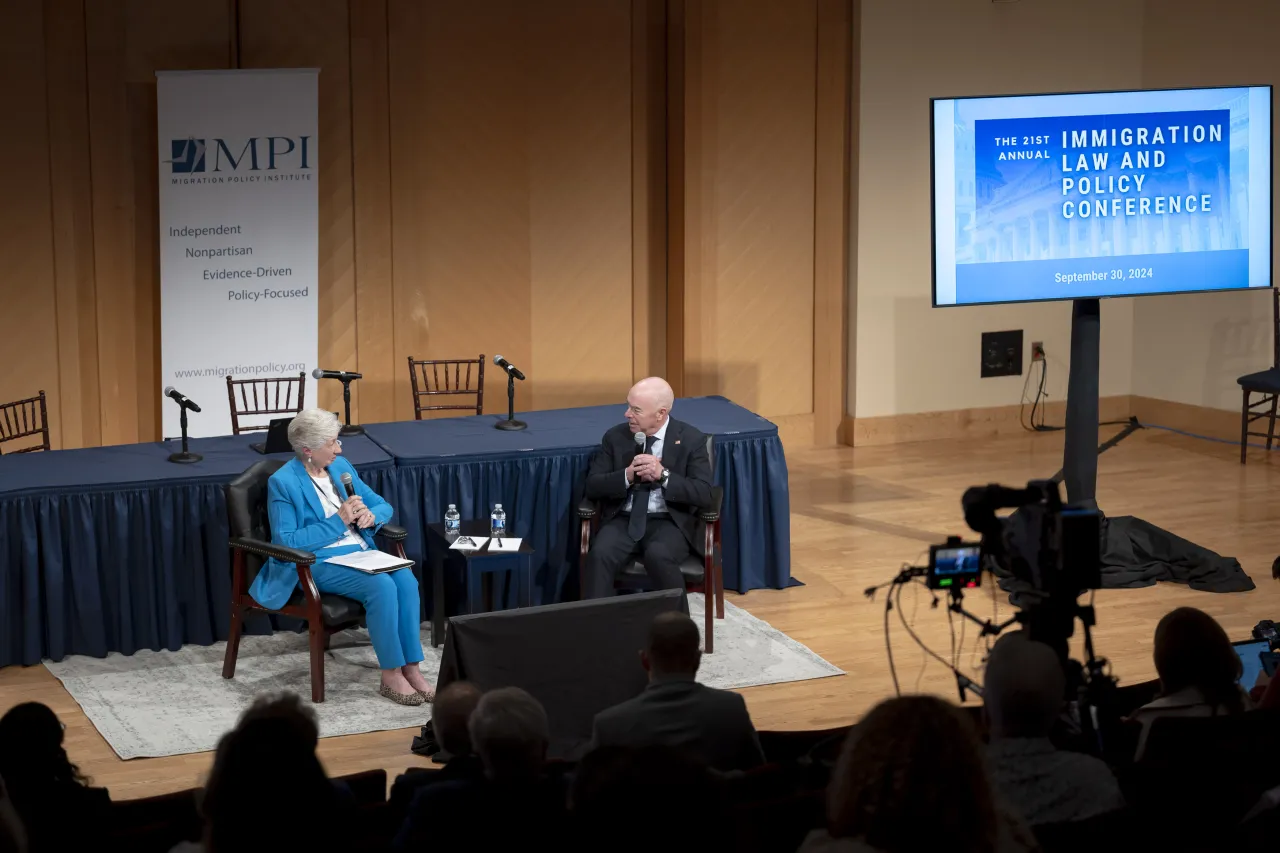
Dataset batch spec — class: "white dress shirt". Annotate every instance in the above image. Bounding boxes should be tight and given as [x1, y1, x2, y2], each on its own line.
[308, 471, 369, 550]
[624, 418, 670, 514]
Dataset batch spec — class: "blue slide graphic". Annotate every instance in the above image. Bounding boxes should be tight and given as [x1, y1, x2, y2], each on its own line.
[933, 86, 1271, 306]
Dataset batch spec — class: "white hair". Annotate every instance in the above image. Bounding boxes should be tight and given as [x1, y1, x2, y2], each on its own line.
[468, 687, 549, 780]
[287, 408, 341, 459]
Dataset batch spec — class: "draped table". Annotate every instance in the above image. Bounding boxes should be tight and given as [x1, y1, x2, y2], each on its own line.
[0, 435, 393, 668]
[361, 396, 792, 609]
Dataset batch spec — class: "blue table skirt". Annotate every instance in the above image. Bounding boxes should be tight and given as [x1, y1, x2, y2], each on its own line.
[0, 435, 394, 668]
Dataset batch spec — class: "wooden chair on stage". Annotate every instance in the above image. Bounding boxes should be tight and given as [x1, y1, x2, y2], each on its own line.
[226, 372, 306, 434]
[408, 355, 485, 418]
[578, 435, 726, 651]
[1238, 289, 1280, 463]
[0, 390, 51, 454]
[222, 459, 409, 702]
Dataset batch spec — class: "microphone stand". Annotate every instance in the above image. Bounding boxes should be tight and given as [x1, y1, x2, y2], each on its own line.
[494, 370, 527, 431]
[338, 377, 364, 436]
[167, 404, 202, 464]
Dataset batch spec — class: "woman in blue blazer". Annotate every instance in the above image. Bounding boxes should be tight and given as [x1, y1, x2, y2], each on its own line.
[250, 408, 433, 706]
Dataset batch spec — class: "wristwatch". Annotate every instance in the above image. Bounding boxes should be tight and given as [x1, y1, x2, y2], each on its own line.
[659, 468, 670, 488]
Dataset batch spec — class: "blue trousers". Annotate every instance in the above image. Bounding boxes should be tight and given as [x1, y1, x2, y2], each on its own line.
[311, 562, 424, 670]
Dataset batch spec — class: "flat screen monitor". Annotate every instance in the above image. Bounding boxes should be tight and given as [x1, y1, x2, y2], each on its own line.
[932, 85, 1272, 306]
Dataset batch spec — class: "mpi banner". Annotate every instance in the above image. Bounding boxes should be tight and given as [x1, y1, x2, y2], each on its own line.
[157, 69, 317, 438]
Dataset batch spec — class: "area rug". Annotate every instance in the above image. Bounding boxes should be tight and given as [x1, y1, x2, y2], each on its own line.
[44, 594, 843, 760]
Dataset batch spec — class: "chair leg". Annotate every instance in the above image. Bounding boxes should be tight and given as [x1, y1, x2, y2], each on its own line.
[714, 522, 725, 619]
[704, 582, 714, 654]
[222, 605, 244, 679]
[1242, 391, 1251, 465]
[1267, 395, 1277, 452]
[309, 623, 326, 703]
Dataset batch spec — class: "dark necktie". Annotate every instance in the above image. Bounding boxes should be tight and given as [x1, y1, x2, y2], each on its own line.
[628, 434, 658, 541]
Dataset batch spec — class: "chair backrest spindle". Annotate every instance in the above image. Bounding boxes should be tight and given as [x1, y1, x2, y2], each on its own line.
[225, 372, 307, 435]
[407, 355, 486, 419]
[0, 390, 51, 453]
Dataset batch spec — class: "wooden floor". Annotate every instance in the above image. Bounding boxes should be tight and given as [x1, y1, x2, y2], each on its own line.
[4, 426, 1280, 800]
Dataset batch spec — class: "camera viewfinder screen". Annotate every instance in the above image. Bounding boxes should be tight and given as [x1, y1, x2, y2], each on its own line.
[931, 545, 982, 589]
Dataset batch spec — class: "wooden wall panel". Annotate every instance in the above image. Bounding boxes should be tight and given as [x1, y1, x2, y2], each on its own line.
[0, 2, 62, 448]
[528, 0, 634, 410]
[85, 0, 230, 445]
[239, 0, 356, 416]
[632, 0, 668, 383]
[350, 0, 397, 424]
[683, 0, 818, 417]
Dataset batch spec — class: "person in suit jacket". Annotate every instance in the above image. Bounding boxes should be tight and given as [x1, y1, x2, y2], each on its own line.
[582, 377, 714, 599]
[590, 612, 766, 773]
[251, 407, 432, 705]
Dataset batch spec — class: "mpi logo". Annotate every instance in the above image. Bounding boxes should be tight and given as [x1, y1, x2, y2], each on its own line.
[165, 136, 312, 174]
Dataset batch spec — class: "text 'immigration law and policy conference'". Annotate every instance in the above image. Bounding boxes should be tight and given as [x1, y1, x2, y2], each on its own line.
[932, 85, 1272, 306]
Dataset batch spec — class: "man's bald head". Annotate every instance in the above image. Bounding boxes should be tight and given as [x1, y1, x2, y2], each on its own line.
[983, 632, 1065, 739]
[625, 377, 675, 436]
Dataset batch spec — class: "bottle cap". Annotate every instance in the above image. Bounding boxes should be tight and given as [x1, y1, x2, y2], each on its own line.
[495, 503, 503, 510]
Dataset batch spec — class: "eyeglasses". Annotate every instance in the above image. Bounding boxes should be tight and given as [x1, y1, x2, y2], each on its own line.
[324, 438, 343, 449]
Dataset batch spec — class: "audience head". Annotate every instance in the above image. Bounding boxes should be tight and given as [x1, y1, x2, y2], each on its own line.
[625, 377, 674, 435]
[432, 681, 483, 758]
[0, 703, 86, 796]
[827, 695, 998, 853]
[1153, 606, 1244, 713]
[570, 745, 723, 851]
[468, 687, 549, 783]
[641, 612, 702, 679]
[983, 631, 1066, 739]
[288, 407, 343, 468]
[201, 693, 338, 853]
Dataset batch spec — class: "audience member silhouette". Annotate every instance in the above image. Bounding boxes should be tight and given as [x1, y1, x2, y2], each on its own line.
[590, 611, 765, 772]
[394, 687, 565, 851]
[1130, 606, 1250, 758]
[0, 703, 109, 853]
[0, 774, 26, 853]
[569, 744, 726, 853]
[983, 631, 1124, 825]
[798, 695, 1037, 853]
[198, 693, 348, 853]
[389, 681, 485, 815]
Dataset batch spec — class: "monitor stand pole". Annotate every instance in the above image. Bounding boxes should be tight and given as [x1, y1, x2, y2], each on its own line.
[1062, 298, 1100, 508]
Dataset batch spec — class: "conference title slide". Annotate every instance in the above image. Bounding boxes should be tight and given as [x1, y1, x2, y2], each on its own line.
[933, 87, 1271, 306]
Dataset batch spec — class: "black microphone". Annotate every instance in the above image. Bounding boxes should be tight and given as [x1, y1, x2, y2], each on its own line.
[493, 355, 526, 381]
[163, 386, 201, 412]
[339, 472, 362, 532]
[313, 368, 363, 381]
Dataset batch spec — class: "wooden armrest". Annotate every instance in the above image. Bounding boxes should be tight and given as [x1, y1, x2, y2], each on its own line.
[229, 536, 316, 565]
[699, 486, 724, 523]
[378, 524, 408, 542]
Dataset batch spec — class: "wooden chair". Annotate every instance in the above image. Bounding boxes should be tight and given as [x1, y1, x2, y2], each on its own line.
[578, 435, 726, 651]
[0, 390, 51, 454]
[226, 372, 306, 434]
[1238, 288, 1280, 463]
[222, 459, 409, 702]
[408, 355, 485, 418]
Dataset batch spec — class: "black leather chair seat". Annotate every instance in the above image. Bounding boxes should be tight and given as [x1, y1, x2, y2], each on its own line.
[1238, 367, 1280, 392]
[282, 590, 365, 626]
[618, 554, 710, 586]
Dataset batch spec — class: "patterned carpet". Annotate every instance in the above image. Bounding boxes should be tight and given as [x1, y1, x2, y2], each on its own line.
[45, 594, 843, 759]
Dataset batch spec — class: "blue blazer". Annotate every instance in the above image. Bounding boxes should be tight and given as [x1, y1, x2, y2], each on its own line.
[249, 455, 395, 610]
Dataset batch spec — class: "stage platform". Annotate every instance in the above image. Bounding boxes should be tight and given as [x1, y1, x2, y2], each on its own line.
[3, 425, 1279, 799]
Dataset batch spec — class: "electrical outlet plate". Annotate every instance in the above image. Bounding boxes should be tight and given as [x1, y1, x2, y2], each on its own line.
[981, 330, 1023, 378]
[1031, 341, 1045, 361]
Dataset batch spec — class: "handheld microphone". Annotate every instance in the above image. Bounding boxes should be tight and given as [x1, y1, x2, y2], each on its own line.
[340, 472, 356, 499]
[634, 430, 646, 454]
[493, 355, 526, 381]
[163, 386, 202, 413]
[313, 368, 363, 381]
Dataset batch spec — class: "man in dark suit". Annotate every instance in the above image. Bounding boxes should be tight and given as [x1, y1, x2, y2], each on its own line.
[590, 612, 766, 773]
[582, 377, 714, 599]
[388, 681, 485, 817]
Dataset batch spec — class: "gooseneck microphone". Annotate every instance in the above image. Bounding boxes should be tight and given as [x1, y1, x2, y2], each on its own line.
[312, 368, 363, 381]
[493, 355, 526, 381]
[163, 386, 201, 412]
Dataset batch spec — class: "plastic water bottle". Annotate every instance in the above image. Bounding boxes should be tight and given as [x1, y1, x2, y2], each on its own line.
[445, 504, 460, 538]
[490, 503, 507, 539]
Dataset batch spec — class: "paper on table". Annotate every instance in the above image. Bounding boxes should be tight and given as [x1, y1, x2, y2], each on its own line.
[449, 535, 489, 551]
[488, 537, 523, 552]
[325, 550, 413, 573]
